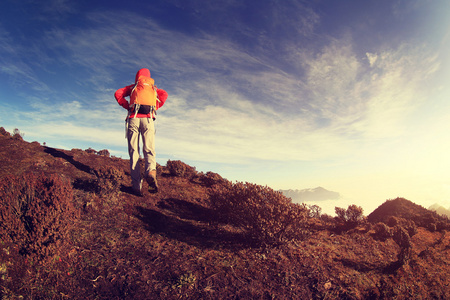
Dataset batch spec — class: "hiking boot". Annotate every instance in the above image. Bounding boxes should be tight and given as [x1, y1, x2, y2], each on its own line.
[146, 170, 158, 193]
[131, 179, 143, 197]
[132, 189, 143, 197]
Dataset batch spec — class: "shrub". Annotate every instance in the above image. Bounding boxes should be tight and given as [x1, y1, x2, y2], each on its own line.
[308, 205, 322, 219]
[97, 149, 110, 157]
[0, 127, 10, 137]
[167, 160, 197, 178]
[0, 172, 79, 258]
[387, 216, 399, 227]
[200, 171, 226, 187]
[320, 214, 335, 224]
[427, 223, 437, 232]
[85, 147, 97, 154]
[387, 216, 418, 237]
[91, 166, 125, 197]
[12, 128, 23, 140]
[411, 211, 450, 232]
[373, 222, 392, 240]
[393, 225, 412, 264]
[335, 205, 365, 227]
[210, 181, 309, 244]
[436, 220, 450, 231]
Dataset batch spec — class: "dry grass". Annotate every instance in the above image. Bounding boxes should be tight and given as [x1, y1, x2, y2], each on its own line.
[1, 128, 449, 299]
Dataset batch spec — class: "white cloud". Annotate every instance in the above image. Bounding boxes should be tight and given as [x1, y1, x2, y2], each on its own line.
[366, 52, 378, 67]
[11, 33, 441, 172]
[0, 9, 446, 178]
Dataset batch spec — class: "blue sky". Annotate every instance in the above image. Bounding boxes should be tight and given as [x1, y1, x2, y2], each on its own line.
[1, 0, 449, 214]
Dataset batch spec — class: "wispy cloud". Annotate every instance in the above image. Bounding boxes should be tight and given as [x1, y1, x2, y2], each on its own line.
[0, 8, 444, 170]
[0, 28, 50, 92]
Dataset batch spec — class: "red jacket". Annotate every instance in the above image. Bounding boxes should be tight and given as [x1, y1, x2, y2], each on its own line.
[115, 68, 168, 118]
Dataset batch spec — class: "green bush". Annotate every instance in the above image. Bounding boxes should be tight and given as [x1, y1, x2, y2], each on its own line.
[210, 181, 309, 244]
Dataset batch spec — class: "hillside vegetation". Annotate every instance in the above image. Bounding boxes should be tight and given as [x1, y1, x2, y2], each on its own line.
[1, 127, 449, 299]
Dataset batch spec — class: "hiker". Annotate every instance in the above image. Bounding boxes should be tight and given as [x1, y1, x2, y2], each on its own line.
[115, 68, 168, 195]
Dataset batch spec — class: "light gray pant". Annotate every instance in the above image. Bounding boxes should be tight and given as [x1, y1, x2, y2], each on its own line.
[127, 117, 156, 191]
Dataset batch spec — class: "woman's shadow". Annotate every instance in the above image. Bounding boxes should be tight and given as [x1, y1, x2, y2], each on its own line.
[134, 198, 256, 250]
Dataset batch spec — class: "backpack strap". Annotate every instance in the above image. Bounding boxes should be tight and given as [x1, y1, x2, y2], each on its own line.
[130, 80, 140, 118]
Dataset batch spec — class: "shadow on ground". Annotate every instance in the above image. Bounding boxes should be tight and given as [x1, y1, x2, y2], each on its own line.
[44, 147, 91, 174]
[135, 198, 257, 250]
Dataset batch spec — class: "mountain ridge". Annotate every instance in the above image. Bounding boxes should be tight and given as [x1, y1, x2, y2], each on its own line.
[279, 186, 340, 203]
[429, 203, 450, 218]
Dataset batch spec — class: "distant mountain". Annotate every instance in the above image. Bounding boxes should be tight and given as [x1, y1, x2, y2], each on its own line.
[279, 186, 340, 203]
[429, 203, 450, 218]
